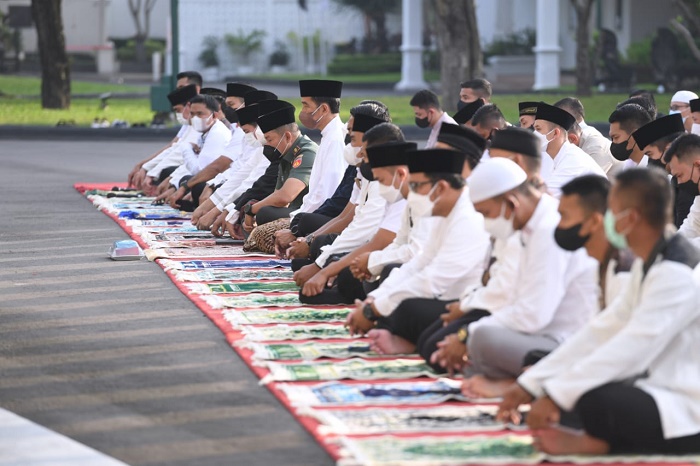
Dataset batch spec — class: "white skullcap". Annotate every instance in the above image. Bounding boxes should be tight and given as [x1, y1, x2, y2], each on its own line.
[468, 157, 527, 204]
[671, 90, 698, 103]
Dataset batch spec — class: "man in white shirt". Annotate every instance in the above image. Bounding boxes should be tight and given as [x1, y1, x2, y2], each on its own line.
[535, 103, 607, 198]
[293, 79, 347, 216]
[156, 95, 232, 210]
[669, 89, 698, 132]
[498, 168, 700, 456]
[666, 133, 700, 248]
[346, 149, 490, 355]
[607, 103, 653, 170]
[297, 137, 413, 305]
[451, 159, 598, 394]
[555, 97, 618, 174]
[127, 71, 202, 188]
[409, 89, 456, 148]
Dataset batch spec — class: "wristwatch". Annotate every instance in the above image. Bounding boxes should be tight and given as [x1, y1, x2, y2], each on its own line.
[305, 234, 315, 247]
[362, 303, 379, 322]
[457, 325, 469, 343]
[243, 203, 255, 217]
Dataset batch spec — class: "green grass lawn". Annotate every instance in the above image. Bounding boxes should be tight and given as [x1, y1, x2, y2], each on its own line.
[0, 98, 156, 126]
[0, 75, 148, 96]
[249, 71, 441, 84]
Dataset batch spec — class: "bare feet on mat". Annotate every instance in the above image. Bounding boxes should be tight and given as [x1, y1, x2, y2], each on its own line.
[461, 374, 515, 399]
[533, 427, 610, 455]
[367, 329, 415, 355]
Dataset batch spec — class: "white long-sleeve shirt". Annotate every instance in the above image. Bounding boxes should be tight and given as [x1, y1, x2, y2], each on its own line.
[426, 112, 458, 149]
[579, 121, 618, 174]
[519, 234, 700, 440]
[459, 233, 522, 312]
[544, 141, 607, 198]
[293, 115, 347, 215]
[144, 126, 200, 178]
[314, 178, 390, 267]
[169, 120, 232, 186]
[366, 206, 435, 276]
[368, 189, 490, 316]
[679, 195, 700, 247]
[468, 195, 599, 342]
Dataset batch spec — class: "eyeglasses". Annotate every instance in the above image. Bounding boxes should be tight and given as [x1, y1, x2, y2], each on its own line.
[670, 104, 689, 111]
[408, 180, 434, 192]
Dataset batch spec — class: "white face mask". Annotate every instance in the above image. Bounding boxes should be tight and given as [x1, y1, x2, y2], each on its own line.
[175, 112, 188, 125]
[407, 184, 437, 218]
[692, 123, 700, 136]
[244, 131, 258, 146]
[343, 144, 363, 166]
[669, 109, 680, 116]
[535, 128, 556, 152]
[378, 171, 405, 204]
[191, 114, 213, 133]
[483, 201, 515, 240]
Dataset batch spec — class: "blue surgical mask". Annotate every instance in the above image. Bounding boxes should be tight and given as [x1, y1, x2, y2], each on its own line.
[603, 209, 630, 250]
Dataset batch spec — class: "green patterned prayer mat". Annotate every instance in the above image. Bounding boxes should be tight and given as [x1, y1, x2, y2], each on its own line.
[303, 405, 505, 435]
[261, 359, 436, 383]
[338, 434, 541, 466]
[172, 269, 295, 282]
[277, 379, 467, 407]
[188, 281, 299, 294]
[224, 308, 350, 325]
[243, 341, 384, 360]
[204, 293, 302, 308]
[240, 324, 353, 341]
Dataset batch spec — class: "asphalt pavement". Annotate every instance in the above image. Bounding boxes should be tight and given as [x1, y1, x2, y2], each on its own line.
[0, 140, 334, 466]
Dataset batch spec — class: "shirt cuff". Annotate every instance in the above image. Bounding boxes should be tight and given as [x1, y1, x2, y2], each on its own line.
[367, 252, 384, 276]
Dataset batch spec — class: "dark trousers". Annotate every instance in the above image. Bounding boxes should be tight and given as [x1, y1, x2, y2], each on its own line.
[416, 309, 491, 373]
[157, 165, 178, 184]
[335, 262, 401, 304]
[290, 212, 334, 237]
[576, 383, 700, 454]
[290, 233, 338, 272]
[256, 206, 293, 226]
[376, 298, 452, 346]
[177, 182, 207, 212]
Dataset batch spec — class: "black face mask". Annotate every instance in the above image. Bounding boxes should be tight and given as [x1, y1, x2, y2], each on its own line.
[223, 106, 239, 124]
[678, 178, 700, 197]
[457, 101, 467, 111]
[344, 133, 351, 145]
[415, 116, 430, 129]
[647, 158, 666, 170]
[262, 144, 283, 162]
[610, 138, 634, 161]
[359, 161, 374, 181]
[554, 223, 590, 251]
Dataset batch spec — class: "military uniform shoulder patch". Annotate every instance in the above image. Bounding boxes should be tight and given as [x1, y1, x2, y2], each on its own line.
[292, 155, 303, 168]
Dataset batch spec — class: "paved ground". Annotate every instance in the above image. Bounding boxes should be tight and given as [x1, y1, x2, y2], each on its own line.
[0, 140, 334, 466]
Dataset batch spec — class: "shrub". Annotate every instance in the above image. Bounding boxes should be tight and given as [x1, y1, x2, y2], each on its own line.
[328, 53, 401, 74]
[483, 28, 536, 60]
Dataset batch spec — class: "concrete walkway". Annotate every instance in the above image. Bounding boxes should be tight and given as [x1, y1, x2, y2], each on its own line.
[0, 140, 333, 466]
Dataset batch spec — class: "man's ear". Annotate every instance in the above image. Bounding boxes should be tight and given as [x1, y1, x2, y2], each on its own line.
[583, 212, 603, 236]
[568, 133, 579, 146]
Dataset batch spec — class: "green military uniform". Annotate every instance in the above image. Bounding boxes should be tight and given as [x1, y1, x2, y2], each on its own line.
[277, 134, 318, 210]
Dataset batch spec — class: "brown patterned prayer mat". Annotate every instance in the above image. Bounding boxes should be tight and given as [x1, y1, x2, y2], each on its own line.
[244, 218, 291, 254]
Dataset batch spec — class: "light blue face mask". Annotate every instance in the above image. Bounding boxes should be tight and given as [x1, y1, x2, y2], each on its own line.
[604, 209, 630, 250]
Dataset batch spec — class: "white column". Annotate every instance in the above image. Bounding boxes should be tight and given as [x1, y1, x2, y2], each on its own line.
[533, 0, 561, 90]
[395, 0, 428, 91]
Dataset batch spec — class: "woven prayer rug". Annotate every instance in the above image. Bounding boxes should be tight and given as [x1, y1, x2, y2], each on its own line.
[77, 184, 698, 466]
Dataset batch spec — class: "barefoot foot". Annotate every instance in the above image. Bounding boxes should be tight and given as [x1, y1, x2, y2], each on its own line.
[367, 329, 416, 355]
[534, 427, 610, 455]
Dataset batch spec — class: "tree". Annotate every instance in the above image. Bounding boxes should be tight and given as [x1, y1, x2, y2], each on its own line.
[333, 0, 400, 53]
[127, 0, 158, 64]
[570, 0, 596, 96]
[430, 0, 483, 112]
[670, 0, 700, 61]
[31, 0, 70, 109]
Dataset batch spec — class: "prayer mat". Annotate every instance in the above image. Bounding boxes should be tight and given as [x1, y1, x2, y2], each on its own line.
[133, 226, 201, 233]
[243, 341, 385, 360]
[159, 259, 291, 270]
[188, 281, 299, 294]
[261, 359, 436, 383]
[337, 434, 541, 466]
[204, 293, 302, 308]
[145, 240, 220, 249]
[304, 405, 505, 435]
[127, 220, 190, 227]
[240, 324, 354, 341]
[149, 232, 220, 240]
[337, 435, 700, 466]
[172, 269, 295, 282]
[145, 246, 275, 260]
[118, 211, 190, 220]
[277, 379, 466, 407]
[224, 307, 350, 325]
